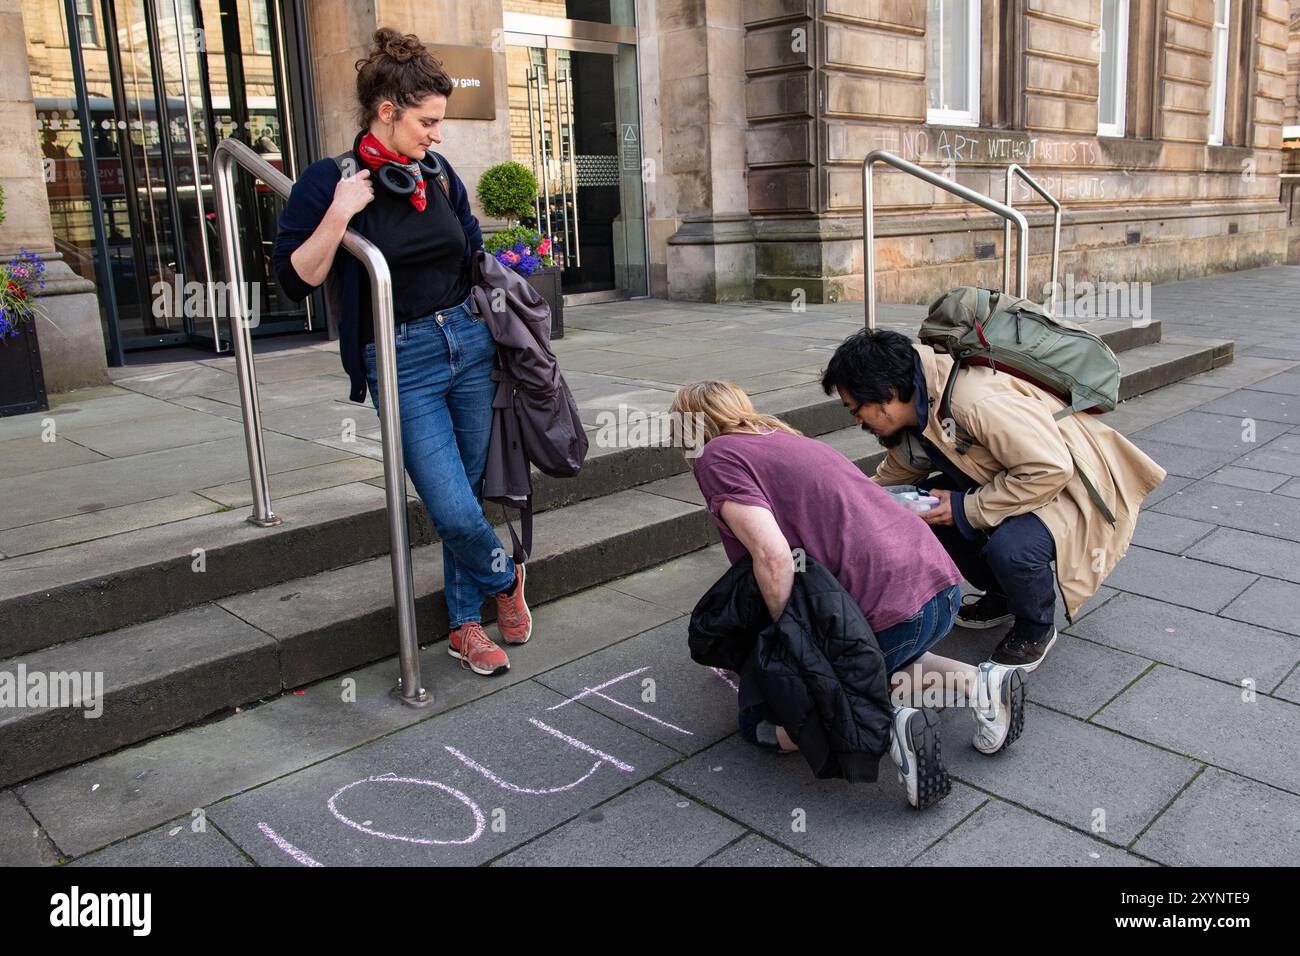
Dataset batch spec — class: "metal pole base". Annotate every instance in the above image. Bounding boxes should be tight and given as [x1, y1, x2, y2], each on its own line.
[245, 513, 283, 528]
[391, 683, 435, 708]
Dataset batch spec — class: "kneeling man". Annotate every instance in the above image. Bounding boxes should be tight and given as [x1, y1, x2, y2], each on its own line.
[822, 329, 1166, 671]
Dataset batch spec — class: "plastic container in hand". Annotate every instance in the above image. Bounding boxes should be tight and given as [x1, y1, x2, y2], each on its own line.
[886, 486, 940, 514]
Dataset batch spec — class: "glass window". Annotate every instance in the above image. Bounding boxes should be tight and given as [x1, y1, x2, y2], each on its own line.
[1208, 0, 1230, 145]
[927, 0, 981, 128]
[251, 1, 272, 55]
[74, 0, 99, 47]
[1098, 0, 1129, 137]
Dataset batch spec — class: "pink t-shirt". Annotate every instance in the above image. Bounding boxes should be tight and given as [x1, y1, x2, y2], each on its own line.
[693, 430, 962, 633]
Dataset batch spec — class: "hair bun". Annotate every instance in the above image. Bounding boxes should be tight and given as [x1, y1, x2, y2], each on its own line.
[372, 27, 425, 64]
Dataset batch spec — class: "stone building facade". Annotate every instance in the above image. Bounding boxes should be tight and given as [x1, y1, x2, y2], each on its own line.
[2, 0, 1299, 393]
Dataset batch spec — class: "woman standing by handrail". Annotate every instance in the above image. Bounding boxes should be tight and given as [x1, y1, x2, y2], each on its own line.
[272, 28, 531, 677]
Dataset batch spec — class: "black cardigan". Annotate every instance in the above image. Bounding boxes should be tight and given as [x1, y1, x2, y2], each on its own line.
[271, 144, 484, 402]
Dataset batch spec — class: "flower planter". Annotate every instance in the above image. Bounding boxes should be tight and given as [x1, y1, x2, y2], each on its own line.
[0, 317, 48, 417]
[526, 265, 564, 339]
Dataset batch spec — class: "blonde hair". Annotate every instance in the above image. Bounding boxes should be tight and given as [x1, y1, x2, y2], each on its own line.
[670, 380, 802, 451]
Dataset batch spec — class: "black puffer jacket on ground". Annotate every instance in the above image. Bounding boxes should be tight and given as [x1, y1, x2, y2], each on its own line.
[688, 554, 893, 782]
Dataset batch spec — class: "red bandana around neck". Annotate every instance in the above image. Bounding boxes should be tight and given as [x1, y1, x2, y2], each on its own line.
[357, 132, 427, 211]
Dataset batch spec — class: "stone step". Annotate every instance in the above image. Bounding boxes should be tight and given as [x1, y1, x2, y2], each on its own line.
[0, 331, 1228, 787]
[0, 321, 1209, 659]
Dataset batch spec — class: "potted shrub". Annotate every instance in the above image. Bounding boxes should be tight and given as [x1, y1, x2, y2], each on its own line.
[0, 249, 49, 417]
[477, 162, 565, 338]
[483, 224, 564, 338]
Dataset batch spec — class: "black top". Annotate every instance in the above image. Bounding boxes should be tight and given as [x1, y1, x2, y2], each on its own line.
[359, 174, 472, 342]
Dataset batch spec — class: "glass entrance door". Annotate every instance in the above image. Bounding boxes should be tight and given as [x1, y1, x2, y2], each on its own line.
[29, 0, 313, 354]
[505, 28, 647, 301]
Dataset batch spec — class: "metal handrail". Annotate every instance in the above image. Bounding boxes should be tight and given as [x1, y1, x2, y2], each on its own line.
[862, 150, 1028, 329]
[212, 138, 431, 709]
[1003, 164, 1062, 315]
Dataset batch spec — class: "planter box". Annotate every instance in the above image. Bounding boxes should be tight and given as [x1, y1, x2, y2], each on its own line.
[526, 265, 564, 339]
[0, 319, 49, 417]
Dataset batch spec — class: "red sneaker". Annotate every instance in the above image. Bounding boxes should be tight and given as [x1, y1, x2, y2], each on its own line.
[447, 622, 509, 676]
[494, 563, 533, 645]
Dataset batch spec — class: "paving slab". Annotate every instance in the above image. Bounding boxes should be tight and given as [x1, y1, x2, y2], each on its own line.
[1129, 409, 1288, 452]
[1093, 666, 1300, 795]
[700, 832, 813, 867]
[1140, 475, 1193, 509]
[602, 544, 732, 615]
[1131, 767, 1300, 867]
[1129, 511, 1217, 555]
[205, 680, 681, 866]
[1101, 546, 1256, 613]
[1152, 480, 1300, 542]
[199, 460, 387, 509]
[1273, 666, 1300, 704]
[0, 791, 59, 866]
[1102, 385, 1231, 435]
[17, 585, 680, 858]
[909, 799, 1148, 867]
[70, 816, 252, 867]
[490, 780, 745, 866]
[1070, 591, 1300, 689]
[1128, 437, 1246, 479]
[1020, 634, 1152, 719]
[1243, 367, 1300, 396]
[1203, 465, 1290, 492]
[1220, 577, 1300, 637]
[1235, 446, 1300, 476]
[533, 619, 739, 756]
[111, 363, 238, 400]
[0, 492, 218, 557]
[60, 407, 245, 458]
[0, 432, 351, 528]
[1196, 389, 1300, 426]
[0, 391, 172, 442]
[0, 435, 105, 481]
[934, 702, 1198, 845]
[1181, 355, 1298, 390]
[659, 735, 986, 867]
[195, 375, 355, 411]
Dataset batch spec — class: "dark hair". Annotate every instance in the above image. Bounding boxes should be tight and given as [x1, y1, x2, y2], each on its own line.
[820, 328, 917, 408]
[355, 28, 454, 128]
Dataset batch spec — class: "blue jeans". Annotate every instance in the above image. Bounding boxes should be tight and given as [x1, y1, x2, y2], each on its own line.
[874, 584, 961, 673]
[363, 296, 516, 629]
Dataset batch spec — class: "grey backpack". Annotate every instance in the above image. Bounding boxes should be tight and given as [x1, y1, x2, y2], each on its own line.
[919, 286, 1120, 525]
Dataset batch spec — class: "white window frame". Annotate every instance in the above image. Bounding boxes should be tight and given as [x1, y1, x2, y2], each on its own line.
[926, 0, 982, 128]
[1208, 0, 1231, 146]
[1097, 0, 1129, 137]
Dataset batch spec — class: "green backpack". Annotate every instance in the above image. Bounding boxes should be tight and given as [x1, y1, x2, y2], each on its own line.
[918, 286, 1120, 525]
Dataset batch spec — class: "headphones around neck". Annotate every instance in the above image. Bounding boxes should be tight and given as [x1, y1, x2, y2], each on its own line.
[374, 152, 446, 197]
[352, 131, 449, 198]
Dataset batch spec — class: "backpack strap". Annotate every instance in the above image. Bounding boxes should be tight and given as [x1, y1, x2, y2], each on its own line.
[940, 356, 1117, 527]
[937, 358, 978, 454]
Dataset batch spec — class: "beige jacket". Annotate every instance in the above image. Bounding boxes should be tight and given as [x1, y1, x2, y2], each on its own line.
[873, 344, 1167, 618]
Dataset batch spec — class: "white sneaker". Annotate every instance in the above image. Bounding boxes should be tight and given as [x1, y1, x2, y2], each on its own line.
[972, 662, 1025, 755]
[888, 706, 951, 810]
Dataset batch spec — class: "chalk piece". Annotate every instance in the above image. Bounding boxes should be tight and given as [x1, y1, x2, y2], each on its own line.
[711, 766, 723, 772]
[676, 801, 689, 808]
[168, 826, 182, 837]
